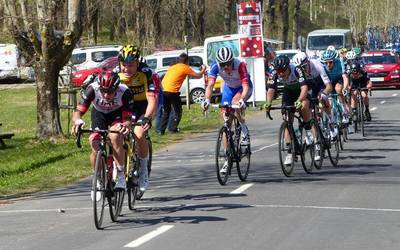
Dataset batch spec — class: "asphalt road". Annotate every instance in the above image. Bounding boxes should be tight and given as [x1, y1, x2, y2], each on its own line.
[1, 89, 399, 250]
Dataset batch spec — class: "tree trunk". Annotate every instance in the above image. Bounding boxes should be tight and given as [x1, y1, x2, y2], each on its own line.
[151, 0, 162, 48]
[280, 0, 289, 49]
[265, 0, 276, 39]
[196, 0, 205, 45]
[223, 0, 232, 34]
[292, 0, 300, 49]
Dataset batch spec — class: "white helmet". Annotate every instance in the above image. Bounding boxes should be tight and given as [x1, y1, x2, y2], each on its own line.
[346, 51, 356, 60]
[293, 52, 309, 66]
[216, 47, 234, 64]
[327, 45, 336, 51]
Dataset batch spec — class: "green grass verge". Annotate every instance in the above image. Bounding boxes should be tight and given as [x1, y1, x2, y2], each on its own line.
[0, 86, 237, 198]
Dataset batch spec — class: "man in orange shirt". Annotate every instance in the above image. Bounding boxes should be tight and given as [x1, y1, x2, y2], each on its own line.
[160, 53, 206, 134]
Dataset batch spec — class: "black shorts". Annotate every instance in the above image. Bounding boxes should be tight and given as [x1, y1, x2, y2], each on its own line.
[91, 108, 123, 130]
[132, 101, 148, 121]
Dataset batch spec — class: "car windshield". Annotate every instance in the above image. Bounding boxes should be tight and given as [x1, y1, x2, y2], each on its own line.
[362, 54, 398, 64]
[307, 35, 344, 50]
[71, 53, 86, 65]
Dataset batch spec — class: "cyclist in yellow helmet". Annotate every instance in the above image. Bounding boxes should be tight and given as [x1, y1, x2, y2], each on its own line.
[117, 44, 159, 193]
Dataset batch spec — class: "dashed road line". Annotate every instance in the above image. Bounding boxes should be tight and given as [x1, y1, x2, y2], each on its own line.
[230, 183, 254, 194]
[124, 225, 175, 248]
[253, 143, 278, 153]
[370, 107, 377, 111]
[253, 204, 400, 212]
[392, 93, 398, 97]
[380, 100, 386, 104]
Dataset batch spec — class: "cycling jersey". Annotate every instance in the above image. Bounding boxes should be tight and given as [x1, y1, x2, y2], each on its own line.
[323, 58, 346, 84]
[304, 59, 331, 98]
[350, 72, 370, 89]
[208, 58, 252, 88]
[267, 64, 306, 90]
[77, 81, 133, 117]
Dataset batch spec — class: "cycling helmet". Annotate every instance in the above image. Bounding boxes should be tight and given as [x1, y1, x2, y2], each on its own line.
[118, 44, 141, 63]
[346, 51, 356, 60]
[216, 47, 234, 64]
[327, 45, 336, 51]
[350, 62, 362, 72]
[273, 55, 290, 71]
[293, 52, 309, 67]
[340, 47, 349, 53]
[353, 47, 362, 56]
[98, 71, 120, 90]
[320, 49, 337, 62]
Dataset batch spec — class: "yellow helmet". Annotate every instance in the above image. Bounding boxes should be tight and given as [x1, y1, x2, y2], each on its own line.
[118, 45, 140, 63]
[340, 47, 349, 54]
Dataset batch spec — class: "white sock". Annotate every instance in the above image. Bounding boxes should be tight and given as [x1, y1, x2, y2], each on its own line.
[116, 164, 124, 176]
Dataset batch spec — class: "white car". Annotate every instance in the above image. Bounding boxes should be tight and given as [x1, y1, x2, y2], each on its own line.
[69, 45, 122, 71]
[156, 67, 206, 104]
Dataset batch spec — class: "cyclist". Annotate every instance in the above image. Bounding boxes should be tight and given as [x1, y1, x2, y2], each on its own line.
[202, 47, 253, 172]
[71, 71, 134, 193]
[292, 52, 333, 160]
[264, 55, 313, 166]
[117, 44, 159, 192]
[320, 49, 351, 128]
[349, 62, 372, 122]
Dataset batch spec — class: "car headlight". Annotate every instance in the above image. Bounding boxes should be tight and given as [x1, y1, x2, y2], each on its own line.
[391, 69, 400, 74]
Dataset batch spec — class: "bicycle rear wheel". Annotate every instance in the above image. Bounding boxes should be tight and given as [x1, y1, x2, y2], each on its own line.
[328, 137, 340, 167]
[93, 151, 107, 230]
[300, 126, 315, 174]
[216, 126, 231, 185]
[278, 122, 295, 177]
[360, 100, 365, 137]
[109, 189, 125, 221]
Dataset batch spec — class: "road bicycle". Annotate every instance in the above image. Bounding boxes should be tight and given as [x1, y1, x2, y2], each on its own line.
[215, 104, 251, 185]
[352, 87, 371, 137]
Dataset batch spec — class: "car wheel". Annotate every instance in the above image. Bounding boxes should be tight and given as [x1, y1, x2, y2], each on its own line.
[190, 88, 205, 104]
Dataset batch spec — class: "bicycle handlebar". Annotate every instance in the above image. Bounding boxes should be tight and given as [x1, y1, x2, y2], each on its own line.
[265, 106, 296, 120]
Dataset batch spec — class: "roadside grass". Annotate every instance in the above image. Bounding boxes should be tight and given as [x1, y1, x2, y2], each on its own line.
[0, 86, 229, 198]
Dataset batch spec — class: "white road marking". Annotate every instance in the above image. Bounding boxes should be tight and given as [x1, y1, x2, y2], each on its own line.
[230, 183, 254, 194]
[392, 93, 398, 97]
[380, 100, 386, 104]
[253, 204, 400, 212]
[0, 207, 91, 213]
[124, 225, 174, 248]
[253, 143, 278, 153]
[370, 107, 377, 111]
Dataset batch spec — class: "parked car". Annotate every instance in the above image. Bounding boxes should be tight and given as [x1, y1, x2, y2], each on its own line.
[69, 45, 122, 71]
[0, 43, 34, 81]
[362, 50, 400, 89]
[145, 47, 204, 71]
[71, 56, 119, 87]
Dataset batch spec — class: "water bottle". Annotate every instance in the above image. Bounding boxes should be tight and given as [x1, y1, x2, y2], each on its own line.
[294, 128, 301, 145]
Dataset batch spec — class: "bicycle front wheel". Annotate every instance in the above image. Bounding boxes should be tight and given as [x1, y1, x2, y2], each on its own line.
[313, 124, 325, 170]
[237, 141, 251, 181]
[93, 151, 106, 230]
[278, 122, 295, 177]
[300, 127, 315, 174]
[360, 100, 365, 137]
[216, 126, 231, 185]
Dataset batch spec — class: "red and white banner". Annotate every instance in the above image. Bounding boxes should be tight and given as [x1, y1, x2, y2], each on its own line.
[236, 1, 264, 58]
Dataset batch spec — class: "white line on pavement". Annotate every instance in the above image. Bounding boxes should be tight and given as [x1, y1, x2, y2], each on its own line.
[380, 100, 386, 104]
[253, 143, 278, 153]
[393, 93, 398, 97]
[230, 183, 254, 194]
[124, 225, 174, 248]
[370, 107, 377, 111]
[0, 207, 91, 213]
[253, 204, 400, 212]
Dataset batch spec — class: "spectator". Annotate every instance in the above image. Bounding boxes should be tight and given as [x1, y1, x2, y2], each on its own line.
[160, 53, 206, 134]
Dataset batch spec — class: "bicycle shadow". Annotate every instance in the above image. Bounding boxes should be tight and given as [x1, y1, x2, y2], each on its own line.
[145, 192, 246, 203]
[102, 202, 252, 230]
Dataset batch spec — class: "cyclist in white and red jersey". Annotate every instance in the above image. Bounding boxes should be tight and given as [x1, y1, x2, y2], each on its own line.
[71, 71, 134, 191]
[202, 47, 253, 145]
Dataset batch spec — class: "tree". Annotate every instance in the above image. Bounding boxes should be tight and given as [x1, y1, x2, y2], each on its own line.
[292, 0, 301, 49]
[279, 0, 289, 48]
[223, 0, 233, 33]
[264, 0, 276, 39]
[3, 0, 84, 138]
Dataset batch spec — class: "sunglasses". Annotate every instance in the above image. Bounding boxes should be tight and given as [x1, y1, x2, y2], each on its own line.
[100, 87, 116, 94]
[219, 61, 232, 67]
[351, 69, 360, 74]
[324, 60, 334, 65]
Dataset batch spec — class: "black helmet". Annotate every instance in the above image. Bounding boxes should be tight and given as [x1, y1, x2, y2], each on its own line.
[273, 55, 290, 71]
[350, 62, 362, 72]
